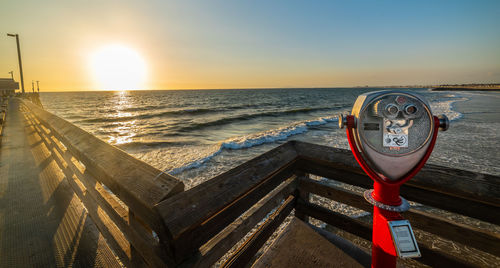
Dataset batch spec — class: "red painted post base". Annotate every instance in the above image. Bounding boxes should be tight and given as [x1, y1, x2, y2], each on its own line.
[371, 182, 403, 268]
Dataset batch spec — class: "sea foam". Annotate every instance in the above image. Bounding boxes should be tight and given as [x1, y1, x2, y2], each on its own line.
[166, 115, 339, 175]
[430, 96, 467, 121]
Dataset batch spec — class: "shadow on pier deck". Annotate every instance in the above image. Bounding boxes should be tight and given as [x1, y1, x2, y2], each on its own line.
[0, 98, 499, 267]
[0, 99, 120, 266]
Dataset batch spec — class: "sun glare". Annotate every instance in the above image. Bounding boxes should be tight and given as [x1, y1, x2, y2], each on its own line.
[90, 44, 147, 90]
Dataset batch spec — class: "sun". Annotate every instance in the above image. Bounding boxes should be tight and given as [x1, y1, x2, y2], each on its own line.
[90, 44, 147, 90]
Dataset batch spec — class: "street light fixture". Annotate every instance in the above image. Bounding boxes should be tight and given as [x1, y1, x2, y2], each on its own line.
[7, 33, 25, 94]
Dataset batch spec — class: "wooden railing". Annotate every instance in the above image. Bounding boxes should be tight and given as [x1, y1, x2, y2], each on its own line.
[21, 100, 184, 267]
[156, 142, 299, 267]
[293, 142, 500, 267]
[0, 98, 7, 138]
[155, 141, 500, 267]
[21, 99, 500, 267]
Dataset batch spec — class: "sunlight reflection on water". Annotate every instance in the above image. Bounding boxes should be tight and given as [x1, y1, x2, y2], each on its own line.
[107, 91, 136, 145]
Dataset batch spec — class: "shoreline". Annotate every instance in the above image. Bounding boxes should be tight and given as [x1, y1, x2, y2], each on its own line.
[430, 87, 500, 92]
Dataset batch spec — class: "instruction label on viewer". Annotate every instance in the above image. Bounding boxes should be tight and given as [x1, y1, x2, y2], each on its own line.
[383, 134, 408, 148]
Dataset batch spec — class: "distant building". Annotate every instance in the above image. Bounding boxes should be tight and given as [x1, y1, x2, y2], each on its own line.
[0, 78, 19, 96]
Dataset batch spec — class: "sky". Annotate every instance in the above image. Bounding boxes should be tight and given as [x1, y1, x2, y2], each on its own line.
[1, 0, 499, 91]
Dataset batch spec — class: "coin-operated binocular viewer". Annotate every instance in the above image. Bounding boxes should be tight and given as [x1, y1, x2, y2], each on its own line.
[339, 91, 449, 268]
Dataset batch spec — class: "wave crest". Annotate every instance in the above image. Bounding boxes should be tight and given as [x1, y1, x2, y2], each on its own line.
[168, 115, 338, 174]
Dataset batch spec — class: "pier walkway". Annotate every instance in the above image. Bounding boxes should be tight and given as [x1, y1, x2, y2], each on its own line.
[0, 99, 121, 267]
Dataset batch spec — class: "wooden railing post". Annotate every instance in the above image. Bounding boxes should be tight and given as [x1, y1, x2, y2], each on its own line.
[294, 171, 310, 223]
[128, 212, 146, 267]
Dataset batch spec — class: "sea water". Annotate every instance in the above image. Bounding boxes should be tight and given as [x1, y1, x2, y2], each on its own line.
[40, 88, 500, 188]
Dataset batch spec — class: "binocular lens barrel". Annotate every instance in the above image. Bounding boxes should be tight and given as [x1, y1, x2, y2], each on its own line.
[405, 104, 417, 115]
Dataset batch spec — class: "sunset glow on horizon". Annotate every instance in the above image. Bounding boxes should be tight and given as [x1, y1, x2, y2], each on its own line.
[1, 0, 499, 91]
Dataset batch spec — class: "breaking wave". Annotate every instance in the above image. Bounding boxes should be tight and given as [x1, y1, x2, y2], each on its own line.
[430, 96, 467, 121]
[167, 115, 338, 174]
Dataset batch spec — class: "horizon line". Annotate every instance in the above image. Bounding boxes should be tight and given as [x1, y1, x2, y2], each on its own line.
[24, 86, 432, 93]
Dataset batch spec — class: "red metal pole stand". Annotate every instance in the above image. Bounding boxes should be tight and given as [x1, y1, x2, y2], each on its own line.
[371, 182, 402, 268]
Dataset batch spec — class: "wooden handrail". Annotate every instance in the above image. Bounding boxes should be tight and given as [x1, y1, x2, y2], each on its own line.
[21, 100, 184, 231]
[20, 99, 184, 267]
[156, 140, 499, 266]
[155, 142, 298, 263]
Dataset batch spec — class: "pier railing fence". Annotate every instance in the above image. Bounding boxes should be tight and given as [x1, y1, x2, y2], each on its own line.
[21, 100, 184, 267]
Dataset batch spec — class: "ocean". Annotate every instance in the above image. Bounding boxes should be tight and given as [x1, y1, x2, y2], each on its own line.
[40, 88, 500, 189]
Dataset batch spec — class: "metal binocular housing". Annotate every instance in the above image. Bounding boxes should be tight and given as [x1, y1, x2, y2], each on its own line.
[339, 91, 449, 182]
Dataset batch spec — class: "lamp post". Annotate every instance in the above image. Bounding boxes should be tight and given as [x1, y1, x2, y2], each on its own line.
[32, 80, 35, 93]
[7, 33, 25, 94]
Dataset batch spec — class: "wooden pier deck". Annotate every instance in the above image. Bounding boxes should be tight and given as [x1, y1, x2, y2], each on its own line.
[0, 97, 499, 267]
[0, 99, 121, 267]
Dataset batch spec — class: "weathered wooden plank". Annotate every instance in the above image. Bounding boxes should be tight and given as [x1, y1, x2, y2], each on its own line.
[404, 209, 500, 257]
[172, 163, 296, 261]
[180, 176, 298, 267]
[297, 200, 474, 268]
[64, 156, 169, 267]
[16, 107, 123, 268]
[26, 114, 134, 265]
[25, 111, 130, 222]
[295, 147, 500, 224]
[22, 100, 184, 234]
[222, 195, 296, 268]
[23, 100, 184, 200]
[306, 223, 372, 268]
[27, 111, 171, 267]
[400, 183, 500, 225]
[155, 142, 298, 242]
[29, 126, 135, 266]
[293, 141, 366, 177]
[298, 176, 372, 211]
[299, 177, 500, 257]
[252, 217, 366, 268]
